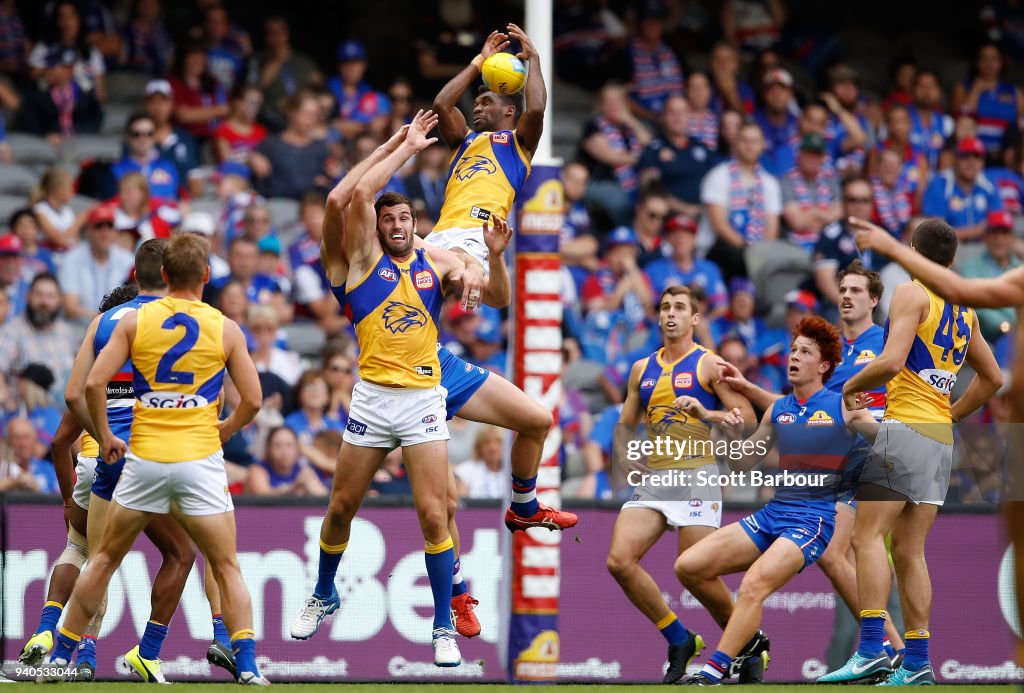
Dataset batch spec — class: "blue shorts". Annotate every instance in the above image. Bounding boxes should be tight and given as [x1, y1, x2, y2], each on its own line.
[439, 346, 489, 421]
[92, 456, 125, 501]
[740, 501, 836, 569]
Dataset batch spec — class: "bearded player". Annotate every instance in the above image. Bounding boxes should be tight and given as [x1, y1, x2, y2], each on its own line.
[608, 285, 754, 684]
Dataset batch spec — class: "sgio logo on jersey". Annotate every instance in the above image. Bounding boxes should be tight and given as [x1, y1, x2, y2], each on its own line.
[920, 368, 957, 394]
[139, 392, 209, 408]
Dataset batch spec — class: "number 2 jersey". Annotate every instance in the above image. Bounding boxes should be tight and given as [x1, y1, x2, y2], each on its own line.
[884, 280, 973, 444]
[130, 296, 226, 462]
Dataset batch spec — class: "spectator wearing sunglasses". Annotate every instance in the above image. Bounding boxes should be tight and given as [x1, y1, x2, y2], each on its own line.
[56, 204, 134, 321]
[112, 114, 181, 202]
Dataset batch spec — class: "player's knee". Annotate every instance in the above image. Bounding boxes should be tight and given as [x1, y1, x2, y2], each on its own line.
[55, 529, 89, 570]
[606, 551, 633, 581]
[326, 492, 361, 525]
[674, 551, 703, 582]
[416, 504, 448, 538]
[737, 571, 772, 603]
[161, 540, 197, 572]
[523, 405, 554, 439]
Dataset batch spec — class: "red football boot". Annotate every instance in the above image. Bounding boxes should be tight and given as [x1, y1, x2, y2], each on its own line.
[504, 503, 579, 532]
[450, 593, 481, 638]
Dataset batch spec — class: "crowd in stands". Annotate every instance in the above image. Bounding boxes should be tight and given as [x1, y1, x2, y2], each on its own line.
[0, 0, 1014, 505]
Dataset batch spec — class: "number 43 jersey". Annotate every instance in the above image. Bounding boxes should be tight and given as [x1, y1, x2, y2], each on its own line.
[130, 296, 226, 462]
[884, 280, 973, 444]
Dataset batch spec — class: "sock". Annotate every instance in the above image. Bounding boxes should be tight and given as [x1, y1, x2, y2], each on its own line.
[139, 620, 168, 660]
[212, 614, 230, 646]
[36, 601, 63, 634]
[857, 609, 887, 657]
[510, 474, 539, 516]
[699, 650, 733, 682]
[51, 627, 81, 663]
[424, 536, 455, 629]
[76, 635, 97, 668]
[882, 639, 896, 659]
[655, 612, 689, 647]
[451, 556, 468, 597]
[230, 629, 258, 676]
[903, 630, 930, 671]
[314, 539, 347, 598]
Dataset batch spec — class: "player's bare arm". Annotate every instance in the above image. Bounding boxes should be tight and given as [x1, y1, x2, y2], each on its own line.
[218, 319, 263, 443]
[842, 401, 879, 441]
[612, 360, 647, 473]
[51, 411, 84, 507]
[720, 404, 776, 471]
[719, 361, 783, 411]
[951, 313, 1004, 422]
[64, 314, 103, 440]
[705, 355, 757, 430]
[506, 22, 545, 158]
[852, 216, 1024, 308]
[85, 311, 137, 463]
[433, 31, 509, 147]
[843, 282, 929, 407]
[481, 214, 513, 307]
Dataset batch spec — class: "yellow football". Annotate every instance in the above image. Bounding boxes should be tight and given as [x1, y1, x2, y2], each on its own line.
[482, 53, 527, 95]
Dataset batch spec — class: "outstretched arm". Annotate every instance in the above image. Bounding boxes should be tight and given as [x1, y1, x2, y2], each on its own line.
[507, 23, 545, 157]
[433, 31, 509, 147]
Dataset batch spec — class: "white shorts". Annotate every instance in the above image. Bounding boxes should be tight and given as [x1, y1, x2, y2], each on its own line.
[860, 419, 953, 506]
[343, 380, 449, 449]
[425, 227, 489, 269]
[621, 464, 723, 528]
[113, 450, 234, 516]
[72, 453, 97, 510]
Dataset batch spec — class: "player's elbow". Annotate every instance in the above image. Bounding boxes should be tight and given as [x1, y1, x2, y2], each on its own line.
[240, 390, 262, 414]
[352, 180, 375, 205]
[326, 189, 347, 215]
[986, 367, 1005, 394]
[84, 374, 105, 398]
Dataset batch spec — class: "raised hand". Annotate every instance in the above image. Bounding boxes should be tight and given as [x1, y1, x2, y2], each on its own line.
[384, 123, 412, 152]
[848, 216, 899, 256]
[720, 408, 745, 439]
[507, 23, 536, 60]
[480, 30, 510, 60]
[673, 395, 708, 420]
[406, 109, 440, 152]
[450, 262, 485, 310]
[483, 214, 514, 255]
[843, 389, 870, 411]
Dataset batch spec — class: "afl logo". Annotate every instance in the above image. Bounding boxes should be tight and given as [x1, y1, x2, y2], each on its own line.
[422, 414, 437, 424]
[776, 413, 796, 424]
[674, 372, 693, 389]
[641, 378, 657, 388]
[378, 267, 398, 282]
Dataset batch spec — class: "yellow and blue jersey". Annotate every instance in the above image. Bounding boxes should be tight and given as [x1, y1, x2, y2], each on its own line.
[346, 248, 444, 389]
[884, 280, 973, 444]
[637, 345, 720, 469]
[130, 296, 226, 462]
[433, 129, 531, 231]
[79, 432, 98, 458]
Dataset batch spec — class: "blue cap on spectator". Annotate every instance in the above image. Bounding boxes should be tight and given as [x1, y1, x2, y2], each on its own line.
[337, 40, 367, 63]
[730, 277, 756, 296]
[258, 236, 282, 255]
[476, 306, 503, 345]
[217, 161, 251, 181]
[607, 226, 638, 248]
[785, 289, 817, 313]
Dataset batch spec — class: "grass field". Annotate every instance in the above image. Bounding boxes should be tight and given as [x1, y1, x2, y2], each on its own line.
[21, 685, 1020, 691]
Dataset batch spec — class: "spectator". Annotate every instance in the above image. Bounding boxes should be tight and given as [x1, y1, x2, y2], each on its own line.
[215, 164, 259, 241]
[987, 134, 1024, 217]
[170, 40, 229, 142]
[0, 232, 29, 319]
[248, 304, 302, 385]
[639, 95, 714, 220]
[822, 65, 870, 174]
[402, 142, 447, 231]
[22, 48, 102, 139]
[413, 0, 491, 93]
[578, 402, 619, 499]
[305, 428, 341, 485]
[870, 148, 916, 238]
[57, 204, 134, 321]
[384, 77, 416, 134]
[257, 235, 290, 293]
[560, 161, 598, 284]
[112, 114, 180, 202]
[908, 69, 954, 170]
[28, 0, 106, 101]
[283, 369, 346, 447]
[210, 236, 291, 324]
[369, 448, 412, 497]
[707, 41, 755, 115]
[14, 363, 61, 447]
[245, 426, 327, 497]
[118, 0, 173, 76]
[31, 168, 87, 252]
[712, 277, 767, 350]
[685, 72, 719, 151]
[179, 210, 229, 280]
[717, 108, 744, 158]
[782, 133, 841, 252]
[627, 0, 684, 121]
[959, 210, 1021, 345]
[947, 432, 1003, 505]
[289, 192, 345, 333]
[699, 121, 782, 281]
[142, 79, 201, 197]
[249, 91, 331, 200]
[0, 0, 28, 76]
[921, 137, 1001, 242]
[111, 172, 153, 240]
[249, 16, 322, 131]
[953, 42, 1024, 159]
[454, 426, 507, 499]
[239, 199, 274, 243]
[0, 273, 76, 396]
[321, 347, 354, 424]
[552, 0, 629, 91]
[754, 67, 798, 177]
[201, 5, 250, 90]
[215, 278, 252, 349]
[213, 83, 267, 165]
[872, 104, 929, 202]
[883, 57, 917, 110]
[0, 417, 58, 494]
[721, 0, 785, 53]
[623, 189, 668, 265]
[10, 209, 55, 275]
[579, 83, 653, 226]
[644, 213, 728, 318]
[813, 179, 881, 308]
[326, 40, 390, 140]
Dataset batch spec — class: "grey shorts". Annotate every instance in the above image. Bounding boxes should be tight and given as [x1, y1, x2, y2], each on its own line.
[860, 419, 952, 505]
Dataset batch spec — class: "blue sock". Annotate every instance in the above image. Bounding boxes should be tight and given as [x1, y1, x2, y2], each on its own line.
[857, 609, 886, 657]
[51, 627, 80, 663]
[314, 539, 347, 598]
[76, 635, 97, 668]
[212, 614, 230, 646]
[882, 639, 896, 659]
[451, 556, 468, 597]
[510, 474, 539, 516]
[139, 620, 168, 660]
[424, 537, 455, 630]
[903, 630, 929, 670]
[657, 612, 689, 647]
[699, 650, 733, 682]
[37, 601, 63, 635]
[230, 630, 258, 676]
